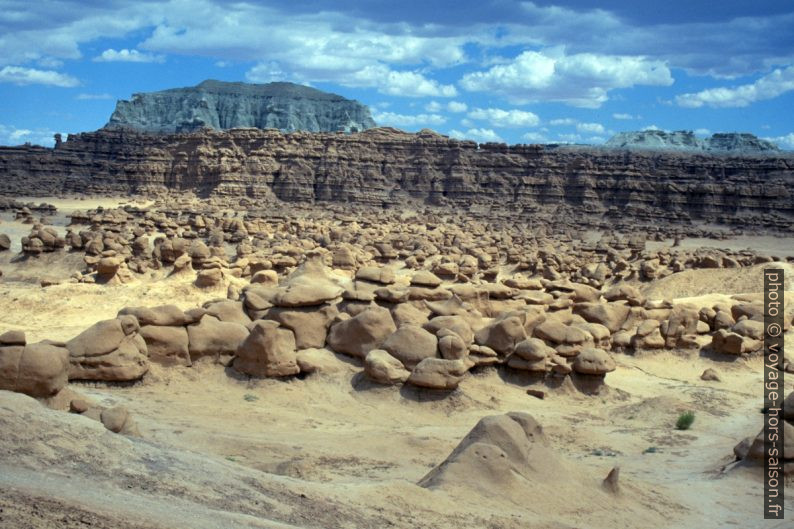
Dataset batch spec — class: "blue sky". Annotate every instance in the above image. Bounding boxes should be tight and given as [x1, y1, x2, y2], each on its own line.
[1, 0, 793, 148]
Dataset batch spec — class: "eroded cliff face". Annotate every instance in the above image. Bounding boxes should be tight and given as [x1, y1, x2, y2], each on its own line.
[1, 127, 793, 229]
[106, 80, 376, 134]
[605, 130, 780, 153]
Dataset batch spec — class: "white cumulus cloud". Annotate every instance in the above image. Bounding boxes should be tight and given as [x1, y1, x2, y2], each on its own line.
[675, 65, 794, 108]
[460, 49, 673, 108]
[372, 111, 446, 128]
[448, 128, 503, 143]
[764, 133, 794, 150]
[0, 65, 79, 87]
[0, 124, 59, 146]
[94, 48, 165, 63]
[467, 107, 540, 127]
[576, 122, 605, 134]
[76, 93, 113, 100]
[447, 101, 468, 113]
[612, 113, 638, 120]
[521, 131, 549, 143]
[248, 62, 457, 98]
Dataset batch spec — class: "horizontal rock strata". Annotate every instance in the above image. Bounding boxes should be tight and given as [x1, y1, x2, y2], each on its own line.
[1, 127, 793, 228]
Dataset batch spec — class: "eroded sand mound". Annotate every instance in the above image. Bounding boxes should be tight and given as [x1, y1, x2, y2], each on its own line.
[419, 412, 569, 498]
[641, 262, 794, 300]
[0, 390, 392, 529]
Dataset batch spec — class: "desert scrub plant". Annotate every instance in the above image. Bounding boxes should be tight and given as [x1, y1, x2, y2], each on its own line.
[675, 411, 695, 430]
[243, 393, 259, 402]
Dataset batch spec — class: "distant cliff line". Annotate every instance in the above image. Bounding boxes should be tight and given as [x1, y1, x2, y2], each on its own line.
[1, 127, 793, 230]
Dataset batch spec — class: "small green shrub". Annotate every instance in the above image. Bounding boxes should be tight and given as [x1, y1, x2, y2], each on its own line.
[243, 393, 259, 402]
[676, 411, 695, 430]
[643, 446, 658, 454]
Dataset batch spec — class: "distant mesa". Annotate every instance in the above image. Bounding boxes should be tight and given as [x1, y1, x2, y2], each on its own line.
[105, 79, 377, 134]
[605, 129, 780, 153]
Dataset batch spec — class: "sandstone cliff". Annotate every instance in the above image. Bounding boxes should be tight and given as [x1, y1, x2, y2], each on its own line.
[1, 127, 793, 229]
[106, 80, 376, 134]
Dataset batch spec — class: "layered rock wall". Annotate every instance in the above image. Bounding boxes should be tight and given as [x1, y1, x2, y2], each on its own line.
[1, 127, 793, 228]
[106, 80, 376, 134]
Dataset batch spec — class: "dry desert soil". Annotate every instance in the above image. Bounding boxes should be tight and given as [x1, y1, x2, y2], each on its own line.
[0, 197, 792, 529]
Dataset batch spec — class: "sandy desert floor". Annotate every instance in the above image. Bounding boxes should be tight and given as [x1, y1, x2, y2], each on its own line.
[0, 197, 792, 529]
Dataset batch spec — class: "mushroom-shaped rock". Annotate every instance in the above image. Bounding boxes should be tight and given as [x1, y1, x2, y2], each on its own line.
[392, 303, 430, 327]
[572, 302, 630, 333]
[603, 285, 645, 307]
[731, 319, 765, 340]
[411, 270, 442, 288]
[265, 305, 339, 349]
[355, 266, 395, 285]
[438, 330, 468, 360]
[407, 358, 469, 390]
[424, 315, 475, 345]
[424, 295, 471, 317]
[0, 342, 70, 397]
[295, 348, 347, 375]
[139, 325, 191, 367]
[513, 338, 555, 362]
[364, 349, 411, 385]
[327, 306, 396, 358]
[118, 305, 188, 327]
[660, 305, 699, 348]
[234, 320, 298, 377]
[66, 316, 148, 381]
[250, 269, 278, 286]
[374, 286, 410, 304]
[274, 282, 343, 308]
[630, 319, 665, 350]
[474, 315, 527, 356]
[506, 338, 554, 372]
[0, 330, 26, 346]
[382, 325, 439, 369]
[534, 320, 592, 357]
[187, 315, 249, 363]
[195, 268, 224, 288]
[204, 300, 252, 326]
[572, 347, 616, 375]
[96, 256, 124, 281]
[711, 329, 762, 355]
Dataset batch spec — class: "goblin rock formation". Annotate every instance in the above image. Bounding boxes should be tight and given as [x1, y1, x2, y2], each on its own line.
[106, 80, 376, 134]
[1, 127, 793, 229]
[605, 130, 780, 153]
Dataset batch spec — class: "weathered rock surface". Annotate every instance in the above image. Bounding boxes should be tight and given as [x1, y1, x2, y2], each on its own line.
[66, 316, 149, 381]
[605, 130, 780, 153]
[419, 412, 567, 495]
[106, 80, 376, 134]
[2, 127, 792, 228]
[364, 349, 411, 385]
[233, 320, 299, 377]
[326, 306, 396, 358]
[0, 342, 70, 397]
